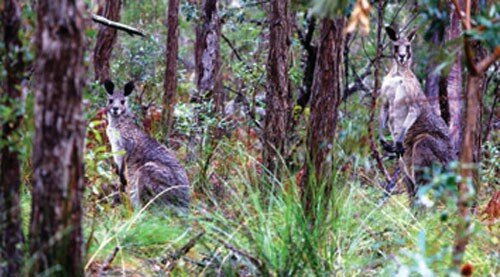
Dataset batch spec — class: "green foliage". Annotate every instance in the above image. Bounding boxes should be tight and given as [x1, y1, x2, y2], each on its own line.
[85, 144, 499, 274]
[419, 0, 450, 41]
[4, 0, 498, 275]
[466, 4, 500, 51]
[311, 0, 351, 19]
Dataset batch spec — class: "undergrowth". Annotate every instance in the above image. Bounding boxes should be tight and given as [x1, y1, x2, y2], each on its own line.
[81, 139, 499, 276]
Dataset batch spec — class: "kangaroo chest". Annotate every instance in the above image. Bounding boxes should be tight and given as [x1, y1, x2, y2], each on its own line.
[382, 75, 410, 138]
[106, 119, 125, 169]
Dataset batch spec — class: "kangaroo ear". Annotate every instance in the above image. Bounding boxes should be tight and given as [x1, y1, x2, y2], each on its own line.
[385, 26, 398, 41]
[124, 81, 134, 96]
[104, 79, 114, 95]
[407, 28, 417, 42]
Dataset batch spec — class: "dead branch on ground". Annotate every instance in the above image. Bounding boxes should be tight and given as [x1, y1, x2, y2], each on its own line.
[214, 237, 267, 275]
[99, 247, 120, 276]
[163, 232, 205, 272]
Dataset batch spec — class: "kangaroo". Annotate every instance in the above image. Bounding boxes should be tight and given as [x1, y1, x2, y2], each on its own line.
[380, 27, 455, 202]
[104, 79, 190, 209]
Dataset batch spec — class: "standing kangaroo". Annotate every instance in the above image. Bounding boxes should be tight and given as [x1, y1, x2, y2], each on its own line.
[104, 80, 190, 209]
[380, 27, 455, 202]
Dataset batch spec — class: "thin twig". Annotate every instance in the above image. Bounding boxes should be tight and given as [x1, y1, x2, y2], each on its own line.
[92, 14, 146, 37]
[483, 77, 499, 143]
[224, 85, 262, 129]
[476, 47, 500, 74]
[99, 246, 120, 275]
[221, 34, 244, 62]
[163, 232, 205, 272]
[85, 213, 98, 254]
[214, 238, 268, 275]
[450, 0, 465, 27]
[368, 0, 393, 186]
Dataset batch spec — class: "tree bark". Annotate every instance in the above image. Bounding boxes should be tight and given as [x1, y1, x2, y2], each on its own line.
[300, 18, 345, 215]
[0, 0, 25, 275]
[187, 0, 222, 162]
[30, 0, 86, 275]
[162, 0, 180, 138]
[447, 0, 464, 157]
[263, 0, 291, 177]
[424, 32, 443, 116]
[195, 0, 222, 111]
[296, 16, 317, 110]
[450, 0, 494, 271]
[453, 73, 483, 269]
[93, 0, 122, 83]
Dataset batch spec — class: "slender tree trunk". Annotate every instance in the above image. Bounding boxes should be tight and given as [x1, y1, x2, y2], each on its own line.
[424, 32, 442, 116]
[296, 16, 317, 110]
[300, 18, 345, 215]
[263, 0, 291, 177]
[187, 0, 222, 162]
[30, 0, 86, 275]
[453, 73, 483, 269]
[447, 0, 464, 157]
[195, 0, 222, 110]
[451, 0, 492, 270]
[162, 0, 180, 139]
[93, 0, 122, 82]
[0, 0, 25, 275]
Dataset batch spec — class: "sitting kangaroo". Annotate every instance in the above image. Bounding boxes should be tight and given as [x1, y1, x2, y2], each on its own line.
[104, 79, 190, 209]
[380, 27, 455, 202]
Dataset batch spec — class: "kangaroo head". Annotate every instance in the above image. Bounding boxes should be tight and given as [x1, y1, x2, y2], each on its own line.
[103, 79, 134, 117]
[385, 26, 417, 67]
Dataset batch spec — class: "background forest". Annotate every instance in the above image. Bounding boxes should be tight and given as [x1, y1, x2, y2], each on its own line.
[0, 0, 498, 276]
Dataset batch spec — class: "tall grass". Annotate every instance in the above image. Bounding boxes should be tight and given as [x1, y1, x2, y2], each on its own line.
[84, 140, 498, 276]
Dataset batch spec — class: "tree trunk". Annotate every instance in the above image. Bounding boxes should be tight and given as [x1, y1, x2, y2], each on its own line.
[93, 0, 122, 82]
[296, 16, 317, 110]
[195, 0, 222, 111]
[187, 0, 222, 162]
[451, 0, 490, 270]
[263, 0, 291, 176]
[453, 73, 483, 269]
[0, 0, 25, 275]
[30, 0, 86, 275]
[162, 0, 180, 138]
[300, 18, 345, 215]
[447, 0, 463, 157]
[424, 32, 442, 116]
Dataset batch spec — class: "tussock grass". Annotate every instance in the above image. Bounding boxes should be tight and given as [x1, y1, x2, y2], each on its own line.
[84, 140, 499, 276]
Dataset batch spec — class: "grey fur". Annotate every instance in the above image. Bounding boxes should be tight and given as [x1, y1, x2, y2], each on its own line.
[380, 29, 455, 201]
[104, 80, 190, 209]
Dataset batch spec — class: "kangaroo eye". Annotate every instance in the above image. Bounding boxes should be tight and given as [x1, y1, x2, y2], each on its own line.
[121, 100, 125, 105]
[406, 45, 410, 52]
[108, 99, 113, 104]
[394, 46, 399, 52]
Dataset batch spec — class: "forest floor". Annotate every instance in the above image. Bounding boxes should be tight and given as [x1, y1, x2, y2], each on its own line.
[75, 118, 499, 276]
[66, 95, 498, 276]
[79, 182, 498, 276]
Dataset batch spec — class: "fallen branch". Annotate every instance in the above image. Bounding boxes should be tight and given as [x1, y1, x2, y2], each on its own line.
[99, 246, 120, 276]
[214, 238, 267, 275]
[163, 232, 205, 272]
[91, 14, 146, 37]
